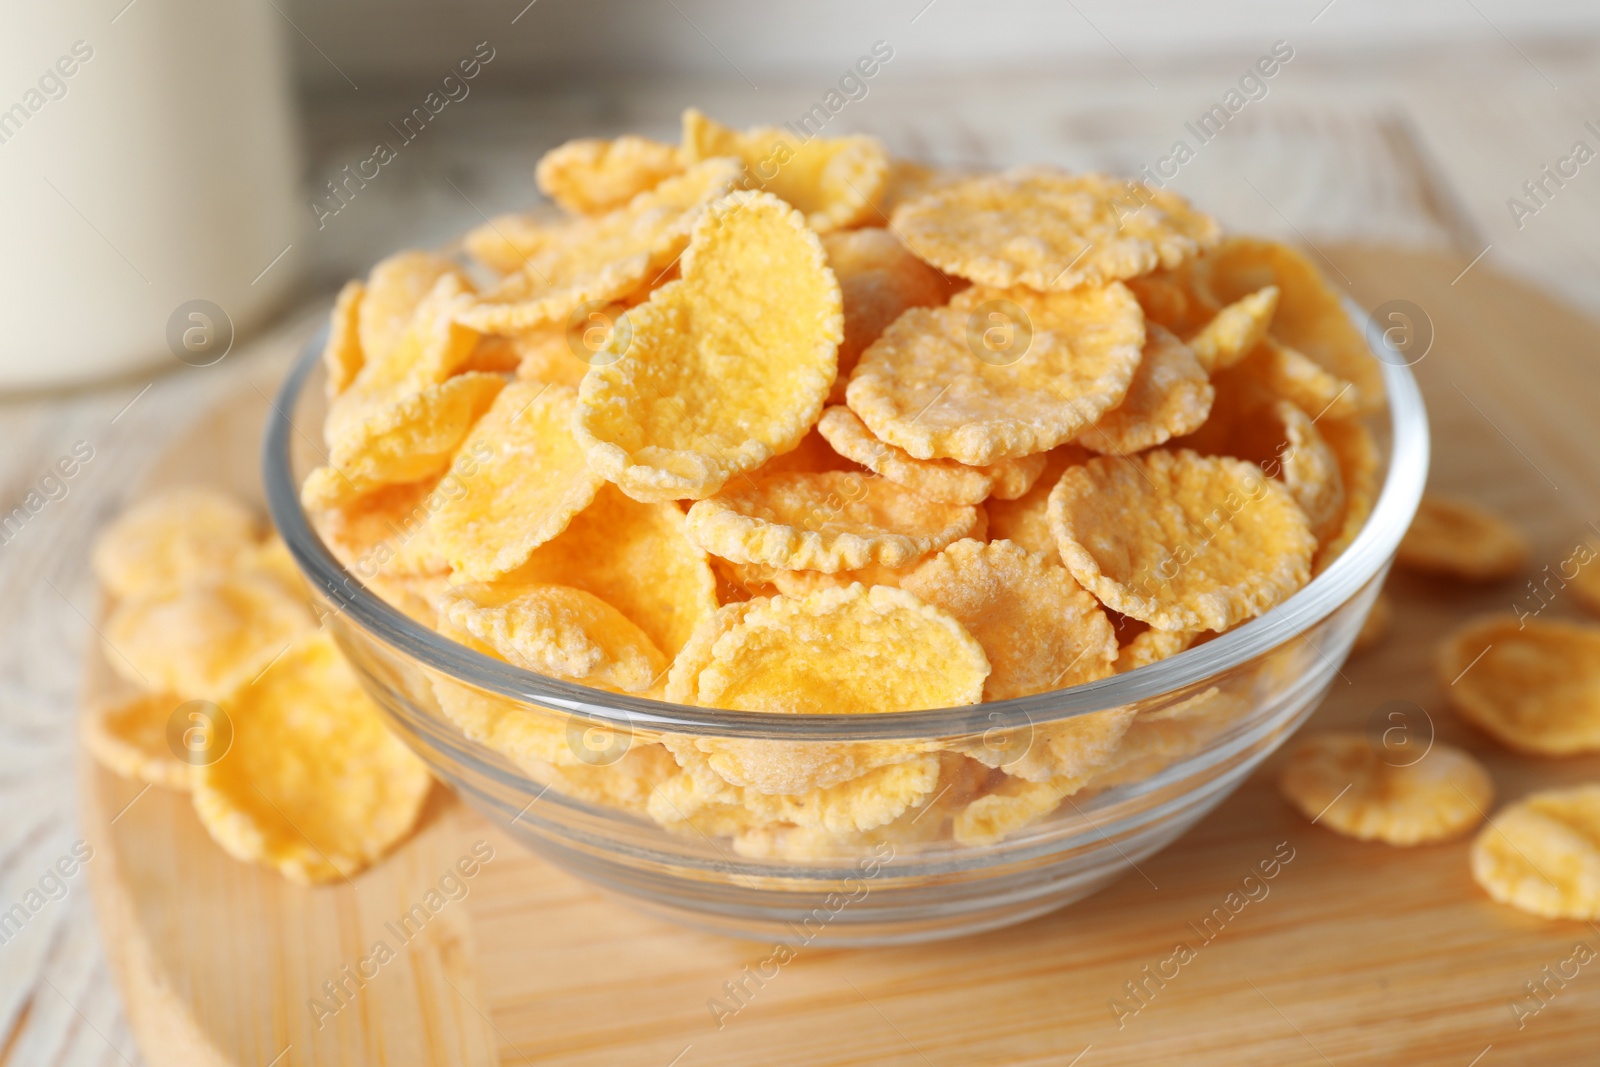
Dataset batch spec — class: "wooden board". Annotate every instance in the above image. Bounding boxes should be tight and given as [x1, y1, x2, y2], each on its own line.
[82, 246, 1600, 1067]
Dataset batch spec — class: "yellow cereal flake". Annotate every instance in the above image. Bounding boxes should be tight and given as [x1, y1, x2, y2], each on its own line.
[358, 251, 463, 366]
[846, 282, 1145, 465]
[503, 326, 590, 386]
[575, 191, 842, 501]
[1125, 262, 1216, 337]
[817, 405, 1039, 506]
[1280, 733, 1492, 845]
[664, 601, 754, 705]
[985, 446, 1090, 564]
[303, 372, 505, 507]
[502, 484, 717, 659]
[309, 475, 454, 580]
[1397, 494, 1529, 582]
[685, 471, 979, 572]
[902, 539, 1116, 700]
[1089, 689, 1245, 789]
[1226, 338, 1358, 423]
[439, 582, 667, 693]
[1438, 616, 1600, 756]
[892, 167, 1220, 291]
[1076, 325, 1213, 456]
[1471, 785, 1600, 920]
[92, 486, 260, 600]
[953, 774, 1078, 845]
[535, 135, 686, 215]
[81, 692, 191, 790]
[692, 584, 988, 715]
[680, 107, 890, 232]
[192, 631, 432, 884]
[323, 280, 366, 398]
[103, 573, 315, 700]
[1193, 237, 1384, 415]
[1185, 286, 1278, 373]
[769, 559, 923, 597]
[457, 158, 742, 333]
[1114, 624, 1199, 673]
[427, 382, 606, 580]
[822, 227, 962, 399]
[969, 705, 1138, 785]
[1049, 449, 1316, 632]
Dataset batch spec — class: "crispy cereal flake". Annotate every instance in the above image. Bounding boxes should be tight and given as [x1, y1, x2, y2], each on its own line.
[817, 405, 1037, 505]
[1185, 285, 1278, 373]
[81, 692, 192, 791]
[1049, 449, 1316, 631]
[92, 486, 260, 600]
[846, 282, 1145, 465]
[536, 135, 686, 215]
[685, 471, 979, 572]
[575, 190, 842, 501]
[1438, 615, 1600, 755]
[1398, 494, 1529, 582]
[1076, 324, 1213, 456]
[1280, 733, 1492, 845]
[1471, 785, 1600, 920]
[892, 167, 1220, 291]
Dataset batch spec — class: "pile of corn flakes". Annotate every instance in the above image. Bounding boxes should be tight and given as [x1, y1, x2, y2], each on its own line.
[91, 109, 1400, 876]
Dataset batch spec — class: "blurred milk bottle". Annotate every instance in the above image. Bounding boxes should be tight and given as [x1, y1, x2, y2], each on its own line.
[0, 0, 303, 388]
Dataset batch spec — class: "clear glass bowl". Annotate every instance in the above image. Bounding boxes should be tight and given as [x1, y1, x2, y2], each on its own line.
[264, 331, 1428, 945]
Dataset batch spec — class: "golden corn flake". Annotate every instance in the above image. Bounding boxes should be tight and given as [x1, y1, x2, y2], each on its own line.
[504, 483, 717, 659]
[358, 251, 462, 365]
[92, 486, 260, 600]
[535, 135, 686, 215]
[1125, 261, 1216, 337]
[304, 371, 505, 507]
[81, 692, 191, 791]
[891, 167, 1220, 291]
[1227, 338, 1358, 423]
[503, 326, 590, 387]
[1076, 325, 1213, 456]
[323, 279, 366, 398]
[822, 227, 962, 398]
[985, 446, 1090, 564]
[104, 573, 315, 700]
[1311, 415, 1380, 573]
[1471, 785, 1600, 920]
[971, 705, 1137, 784]
[440, 582, 667, 693]
[769, 559, 923, 598]
[953, 774, 1077, 845]
[817, 405, 1038, 506]
[458, 158, 741, 333]
[902, 539, 1116, 700]
[1397, 494, 1529, 582]
[1089, 690, 1244, 789]
[695, 584, 988, 715]
[1280, 733, 1492, 845]
[685, 471, 978, 572]
[192, 631, 432, 885]
[310, 475, 453, 580]
[664, 601, 754, 705]
[1049, 449, 1316, 632]
[1115, 625, 1199, 673]
[1438, 615, 1600, 756]
[575, 190, 842, 502]
[1185, 285, 1277, 373]
[428, 382, 606, 580]
[680, 107, 889, 233]
[846, 282, 1145, 466]
[1194, 237, 1384, 415]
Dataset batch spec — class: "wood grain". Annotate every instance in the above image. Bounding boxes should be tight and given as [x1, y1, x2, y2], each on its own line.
[77, 246, 1600, 1066]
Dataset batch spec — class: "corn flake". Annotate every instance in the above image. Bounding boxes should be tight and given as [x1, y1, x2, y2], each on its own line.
[1185, 285, 1278, 373]
[1049, 449, 1316, 632]
[193, 631, 432, 884]
[1472, 785, 1600, 920]
[92, 486, 260, 600]
[846, 282, 1145, 465]
[680, 107, 889, 232]
[428, 382, 606, 580]
[1438, 615, 1600, 756]
[892, 167, 1220, 291]
[1397, 494, 1529, 582]
[323, 280, 366, 399]
[902, 539, 1116, 700]
[575, 190, 842, 501]
[1280, 732, 1492, 845]
[1312, 415, 1380, 573]
[536, 135, 686, 215]
[685, 470, 979, 572]
[81, 692, 192, 791]
[817, 405, 1039, 506]
[358, 251, 463, 365]
[985, 446, 1090, 564]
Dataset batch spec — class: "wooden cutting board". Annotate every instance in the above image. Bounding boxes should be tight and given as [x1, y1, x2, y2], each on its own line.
[82, 246, 1600, 1067]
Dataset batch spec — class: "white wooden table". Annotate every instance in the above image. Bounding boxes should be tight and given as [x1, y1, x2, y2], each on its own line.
[4, 39, 1599, 1064]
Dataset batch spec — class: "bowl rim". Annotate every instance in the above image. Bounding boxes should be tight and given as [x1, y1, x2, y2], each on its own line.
[264, 304, 1429, 741]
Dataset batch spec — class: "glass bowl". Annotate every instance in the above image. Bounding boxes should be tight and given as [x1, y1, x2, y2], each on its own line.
[264, 329, 1428, 945]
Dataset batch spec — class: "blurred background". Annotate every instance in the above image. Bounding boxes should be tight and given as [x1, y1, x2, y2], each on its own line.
[5, 2, 1600, 1062]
